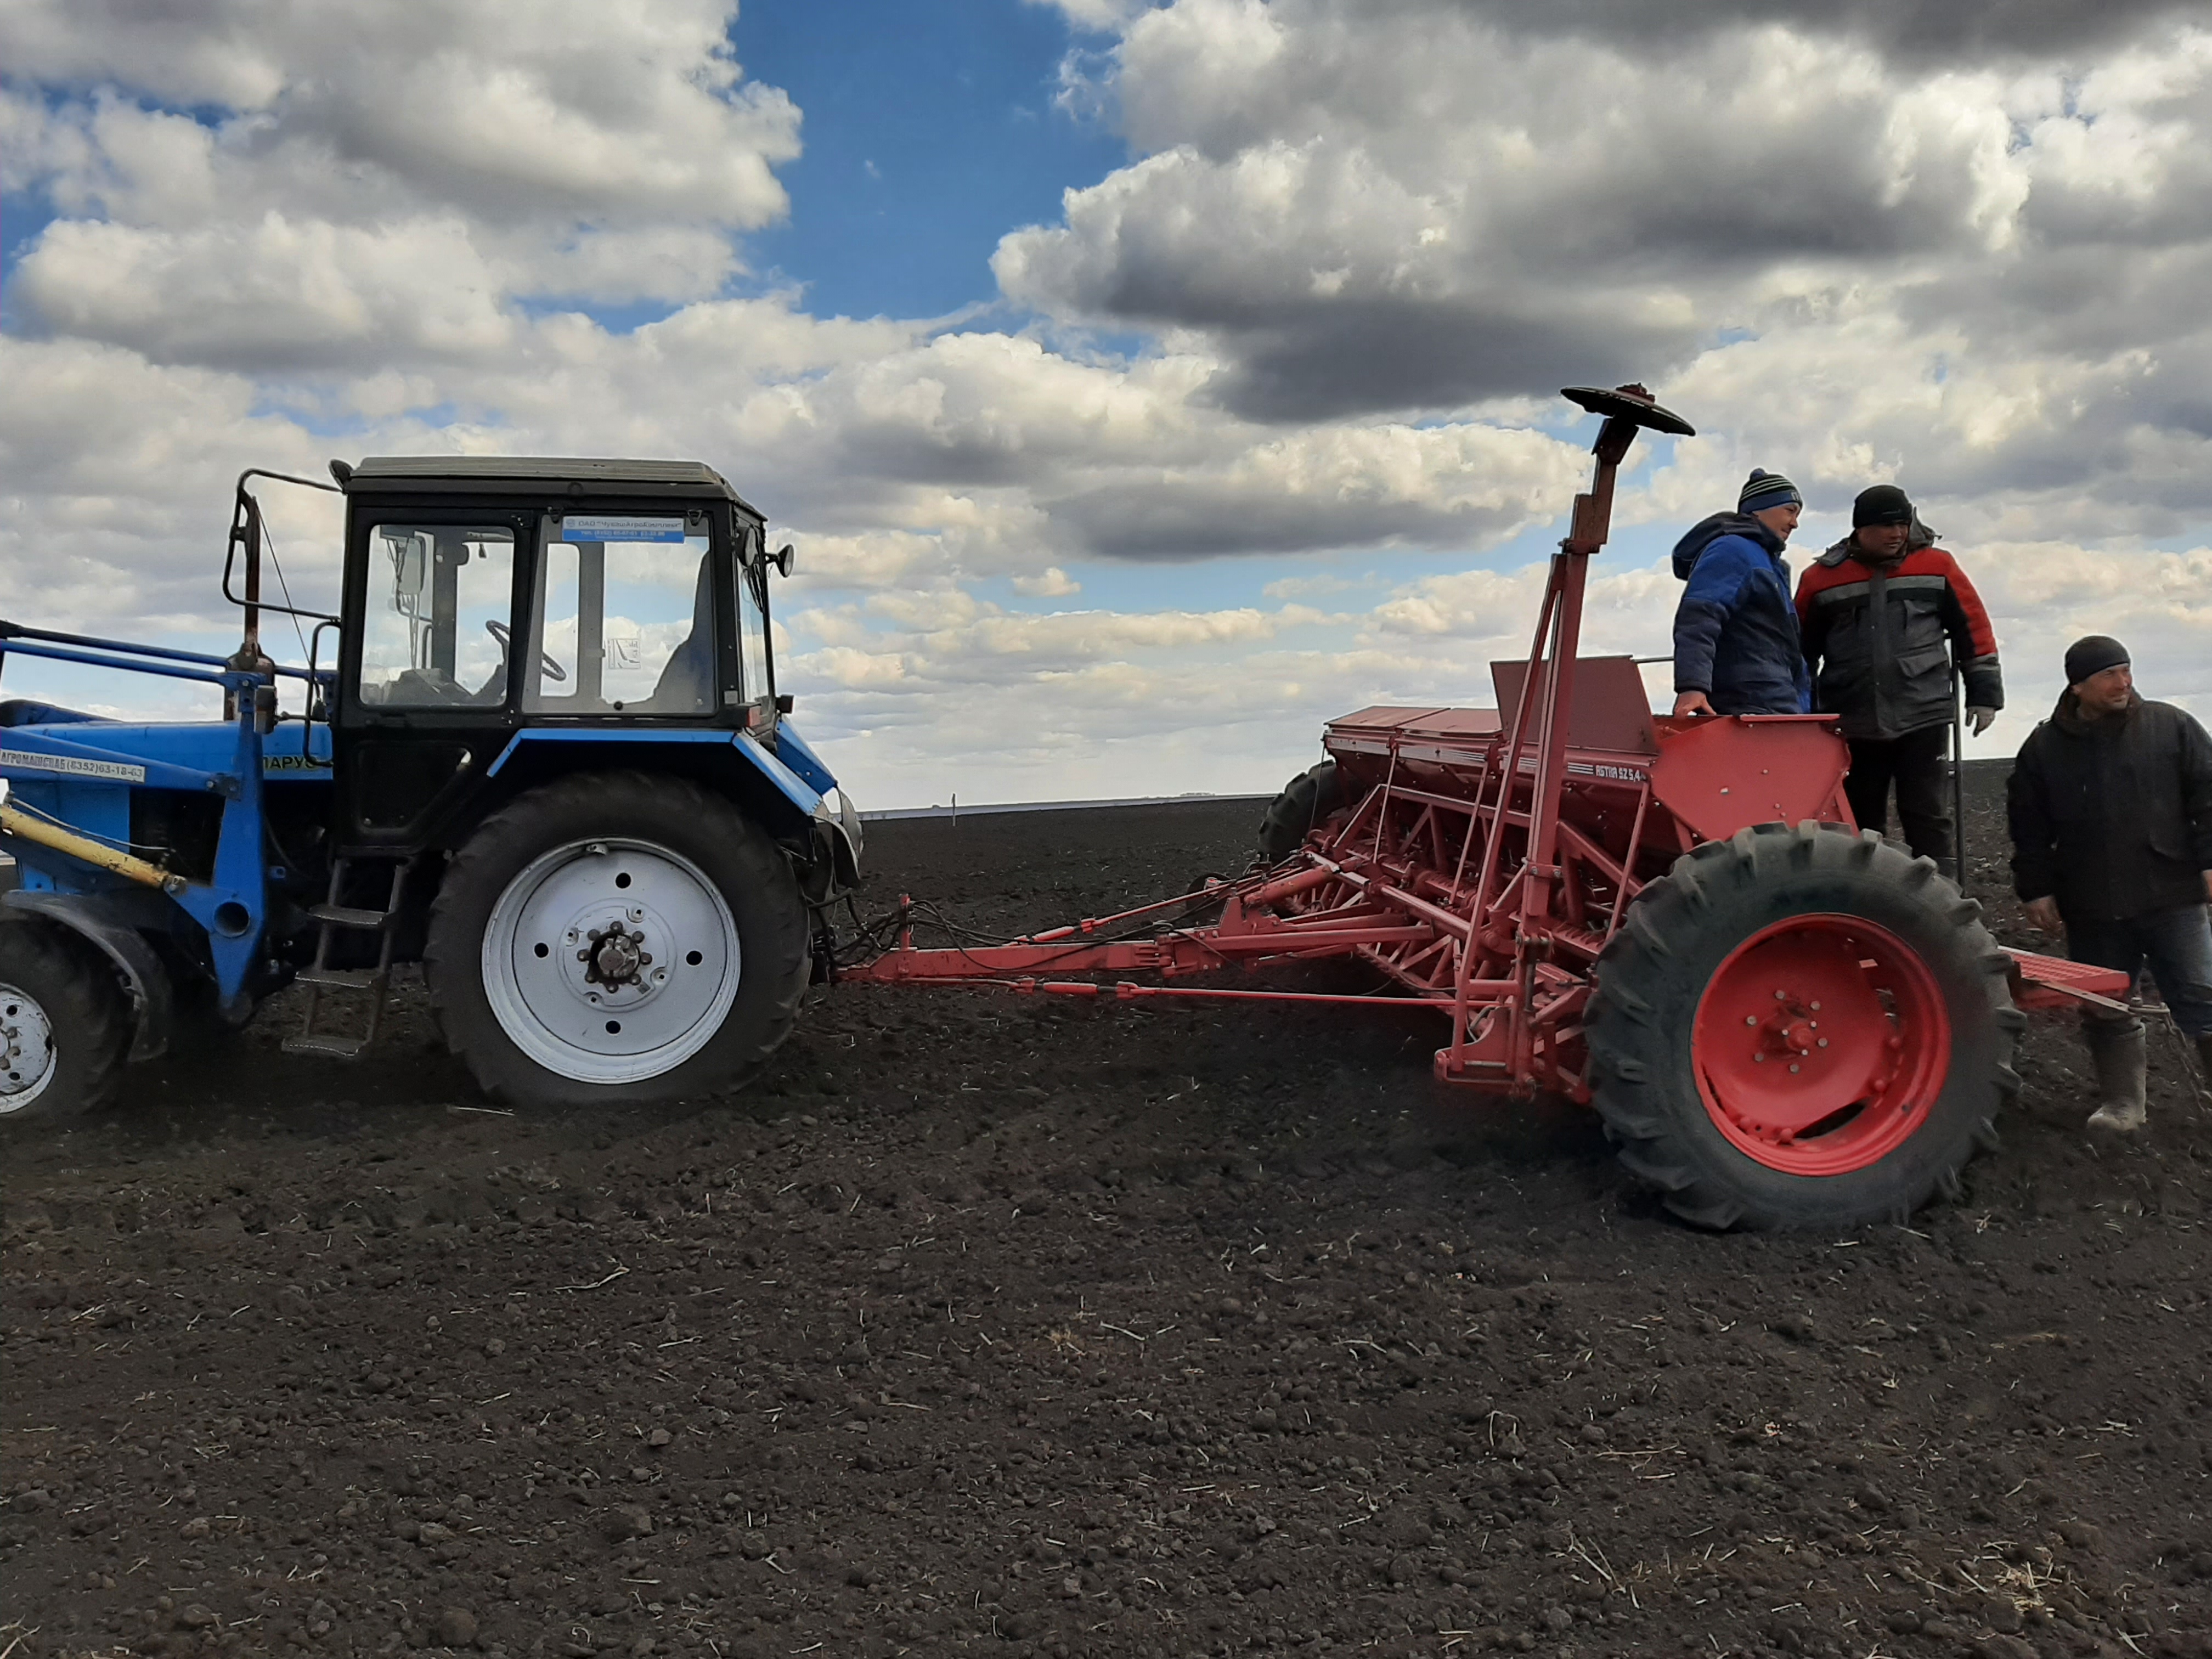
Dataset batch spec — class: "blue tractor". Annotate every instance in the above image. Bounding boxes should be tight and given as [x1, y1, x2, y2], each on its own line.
[0, 458, 862, 1121]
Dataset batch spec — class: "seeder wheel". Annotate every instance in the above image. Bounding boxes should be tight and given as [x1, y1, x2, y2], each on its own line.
[1586, 822, 2022, 1231]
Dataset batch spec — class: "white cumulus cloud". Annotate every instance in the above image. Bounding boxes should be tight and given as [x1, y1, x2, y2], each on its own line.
[1, 0, 2207, 808]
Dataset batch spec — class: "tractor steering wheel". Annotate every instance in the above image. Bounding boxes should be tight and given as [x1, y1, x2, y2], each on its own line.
[486, 619, 566, 683]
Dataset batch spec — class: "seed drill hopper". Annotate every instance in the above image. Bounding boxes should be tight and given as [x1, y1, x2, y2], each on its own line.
[847, 387, 2125, 1229]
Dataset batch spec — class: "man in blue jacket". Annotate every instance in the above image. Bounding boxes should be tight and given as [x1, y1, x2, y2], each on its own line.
[1670, 469, 1812, 717]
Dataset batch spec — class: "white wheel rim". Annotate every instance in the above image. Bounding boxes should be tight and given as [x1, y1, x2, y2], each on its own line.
[0, 981, 59, 1111]
[480, 838, 742, 1086]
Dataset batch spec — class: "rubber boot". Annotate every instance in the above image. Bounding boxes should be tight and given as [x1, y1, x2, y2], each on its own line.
[2084, 1020, 2148, 1133]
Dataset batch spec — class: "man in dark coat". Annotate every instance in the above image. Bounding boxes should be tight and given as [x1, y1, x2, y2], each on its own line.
[1796, 484, 2004, 866]
[1670, 469, 1811, 718]
[2008, 635, 2212, 1131]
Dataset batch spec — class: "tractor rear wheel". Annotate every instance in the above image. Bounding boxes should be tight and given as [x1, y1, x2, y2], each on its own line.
[426, 772, 809, 1108]
[1257, 759, 1340, 864]
[0, 921, 127, 1124]
[1585, 822, 2021, 1231]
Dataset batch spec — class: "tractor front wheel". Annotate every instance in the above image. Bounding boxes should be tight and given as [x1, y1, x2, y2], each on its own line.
[1257, 759, 1340, 864]
[1586, 822, 2021, 1231]
[0, 921, 128, 1125]
[426, 772, 809, 1107]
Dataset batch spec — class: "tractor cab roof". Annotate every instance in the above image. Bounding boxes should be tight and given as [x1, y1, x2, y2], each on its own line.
[340, 456, 764, 519]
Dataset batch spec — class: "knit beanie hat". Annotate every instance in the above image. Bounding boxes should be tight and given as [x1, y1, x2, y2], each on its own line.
[1852, 484, 1914, 528]
[1738, 469, 1802, 514]
[2063, 635, 2130, 687]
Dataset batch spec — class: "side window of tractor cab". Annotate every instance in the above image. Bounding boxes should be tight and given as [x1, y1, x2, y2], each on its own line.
[525, 510, 719, 716]
[731, 521, 775, 721]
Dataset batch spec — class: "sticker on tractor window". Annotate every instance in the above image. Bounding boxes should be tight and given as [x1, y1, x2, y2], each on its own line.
[0, 748, 148, 783]
[606, 635, 643, 670]
[560, 515, 689, 544]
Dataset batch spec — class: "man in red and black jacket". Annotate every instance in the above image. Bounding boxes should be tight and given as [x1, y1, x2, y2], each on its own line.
[1795, 485, 2003, 866]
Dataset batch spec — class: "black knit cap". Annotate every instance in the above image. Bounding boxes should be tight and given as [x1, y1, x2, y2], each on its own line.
[2064, 635, 2130, 687]
[1852, 484, 1914, 528]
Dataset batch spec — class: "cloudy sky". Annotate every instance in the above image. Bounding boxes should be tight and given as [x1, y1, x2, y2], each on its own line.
[3, 0, 2208, 809]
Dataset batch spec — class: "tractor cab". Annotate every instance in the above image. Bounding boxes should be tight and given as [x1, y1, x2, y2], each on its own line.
[326, 458, 815, 852]
[341, 458, 783, 723]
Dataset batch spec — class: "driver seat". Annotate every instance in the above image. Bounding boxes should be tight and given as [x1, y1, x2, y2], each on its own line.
[637, 556, 715, 715]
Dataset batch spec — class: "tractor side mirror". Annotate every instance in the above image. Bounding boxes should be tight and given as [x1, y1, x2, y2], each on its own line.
[770, 543, 795, 579]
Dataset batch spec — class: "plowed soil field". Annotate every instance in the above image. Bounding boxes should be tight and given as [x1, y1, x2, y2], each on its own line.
[6, 764, 2211, 1659]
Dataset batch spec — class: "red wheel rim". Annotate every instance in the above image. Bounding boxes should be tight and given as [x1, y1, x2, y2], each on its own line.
[1691, 913, 1951, 1176]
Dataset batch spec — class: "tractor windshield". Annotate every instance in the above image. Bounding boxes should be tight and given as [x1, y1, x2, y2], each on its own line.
[525, 513, 716, 715]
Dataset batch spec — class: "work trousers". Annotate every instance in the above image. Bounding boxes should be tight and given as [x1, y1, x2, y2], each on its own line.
[2068, 903, 2212, 1039]
[1844, 724, 1953, 864]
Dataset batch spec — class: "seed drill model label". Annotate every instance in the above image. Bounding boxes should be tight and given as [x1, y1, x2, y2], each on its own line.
[561, 516, 688, 544]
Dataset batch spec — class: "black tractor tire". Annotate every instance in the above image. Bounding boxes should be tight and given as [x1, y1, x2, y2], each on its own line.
[426, 771, 809, 1108]
[0, 920, 128, 1125]
[1585, 822, 2022, 1232]
[1256, 759, 1341, 864]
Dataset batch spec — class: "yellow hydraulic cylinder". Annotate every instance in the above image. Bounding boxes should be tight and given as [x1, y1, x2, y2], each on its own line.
[0, 802, 187, 895]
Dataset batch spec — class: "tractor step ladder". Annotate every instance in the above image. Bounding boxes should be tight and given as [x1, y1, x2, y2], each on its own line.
[284, 855, 411, 1059]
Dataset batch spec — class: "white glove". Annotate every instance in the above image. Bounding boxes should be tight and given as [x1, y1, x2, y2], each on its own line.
[1966, 706, 1996, 736]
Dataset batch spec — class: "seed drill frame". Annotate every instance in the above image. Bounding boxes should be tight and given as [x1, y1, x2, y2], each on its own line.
[846, 388, 2119, 1165]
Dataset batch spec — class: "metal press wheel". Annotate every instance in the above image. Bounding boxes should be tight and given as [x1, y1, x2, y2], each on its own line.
[1585, 821, 2022, 1231]
[425, 772, 809, 1107]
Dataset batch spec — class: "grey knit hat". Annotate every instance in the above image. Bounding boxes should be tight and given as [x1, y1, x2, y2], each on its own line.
[1739, 469, 1802, 514]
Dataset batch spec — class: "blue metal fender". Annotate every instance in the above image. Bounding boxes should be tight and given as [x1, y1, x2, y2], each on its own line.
[770, 723, 838, 797]
[486, 721, 861, 891]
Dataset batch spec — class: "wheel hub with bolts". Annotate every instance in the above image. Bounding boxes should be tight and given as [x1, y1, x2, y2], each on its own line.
[0, 983, 57, 1108]
[575, 916, 660, 1002]
[1745, 994, 1830, 1073]
[584, 922, 648, 988]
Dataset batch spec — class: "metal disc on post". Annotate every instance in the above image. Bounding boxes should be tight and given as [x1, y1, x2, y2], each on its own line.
[1561, 385, 1696, 437]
